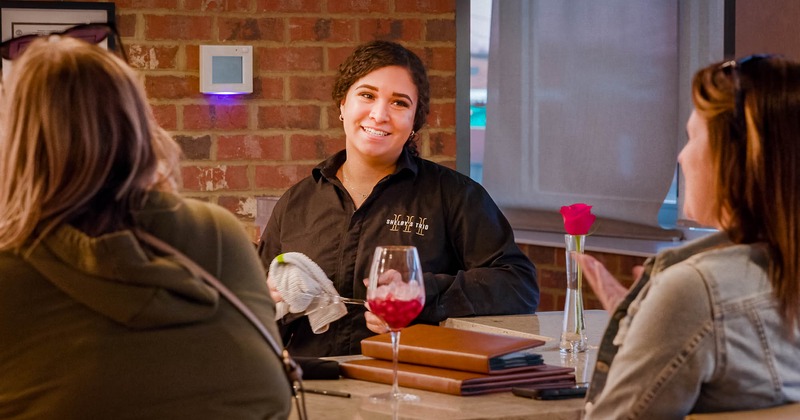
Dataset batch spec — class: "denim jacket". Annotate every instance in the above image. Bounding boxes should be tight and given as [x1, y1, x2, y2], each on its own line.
[585, 232, 800, 419]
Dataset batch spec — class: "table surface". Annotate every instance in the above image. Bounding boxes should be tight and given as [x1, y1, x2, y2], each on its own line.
[289, 310, 610, 420]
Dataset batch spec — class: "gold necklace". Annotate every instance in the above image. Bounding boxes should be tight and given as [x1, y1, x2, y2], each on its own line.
[342, 166, 369, 200]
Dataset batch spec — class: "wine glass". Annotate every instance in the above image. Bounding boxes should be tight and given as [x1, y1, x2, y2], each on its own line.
[366, 245, 426, 402]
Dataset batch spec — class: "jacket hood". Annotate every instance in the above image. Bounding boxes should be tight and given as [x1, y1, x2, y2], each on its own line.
[24, 216, 219, 329]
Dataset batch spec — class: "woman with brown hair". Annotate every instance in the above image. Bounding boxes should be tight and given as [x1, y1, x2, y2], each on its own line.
[578, 55, 800, 418]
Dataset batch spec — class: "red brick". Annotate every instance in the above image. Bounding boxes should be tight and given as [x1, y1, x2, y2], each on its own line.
[289, 75, 335, 101]
[537, 293, 557, 312]
[218, 195, 258, 219]
[181, 165, 249, 191]
[288, 18, 356, 42]
[327, 46, 355, 72]
[257, 105, 320, 130]
[151, 104, 177, 130]
[185, 0, 253, 12]
[539, 269, 566, 289]
[255, 76, 285, 100]
[127, 44, 179, 70]
[220, 17, 283, 42]
[257, 0, 321, 12]
[325, 106, 343, 128]
[395, 0, 456, 13]
[145, 75, 198, 100]
[423, 46, 456, 72]
[217, 134, 284, 160]
[186, 44, 199, 71]
[359, 19, 424, 42]
[428, 102, 456, 129]
[328, 0, 390, 13]
[426, 19, 457, 42]
[525, 244, 558, 266]
[429, 74, 456, 97]
[591, 252, 621, 275]
[145, 15, 214, 41]
[117, 14, 137, 38]
[115, 0, 179, 9]
[428, 131, 456, 157]
[175, 134, 212, 159]
[290, 134, 345, 160]
[255, 164, 315, 189]
[184, 104, 249, 130]
[555, 294, 567, 311]
[258, 46, 324, 72]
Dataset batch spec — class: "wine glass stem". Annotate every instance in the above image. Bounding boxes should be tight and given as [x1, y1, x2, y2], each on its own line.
[390, 330, 400, 397]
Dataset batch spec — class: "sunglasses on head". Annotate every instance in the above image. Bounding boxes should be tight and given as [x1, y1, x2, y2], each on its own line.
[0, 22, 126, 62]
[718, 54, 777, 135]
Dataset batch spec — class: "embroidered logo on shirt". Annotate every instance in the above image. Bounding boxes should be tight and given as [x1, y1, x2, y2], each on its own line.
[387, 214, 429, 236]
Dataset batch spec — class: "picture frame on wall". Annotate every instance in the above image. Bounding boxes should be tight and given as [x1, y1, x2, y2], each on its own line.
[0, 1, 115, 77]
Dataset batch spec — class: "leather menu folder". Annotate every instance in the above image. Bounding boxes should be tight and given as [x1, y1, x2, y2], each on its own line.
[340, 359, 575, 396]
[360, 324, 547, 374]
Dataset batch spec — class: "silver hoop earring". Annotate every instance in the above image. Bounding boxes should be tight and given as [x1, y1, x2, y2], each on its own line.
[408, 130, 416, 140]
[339, 114, 344, 122]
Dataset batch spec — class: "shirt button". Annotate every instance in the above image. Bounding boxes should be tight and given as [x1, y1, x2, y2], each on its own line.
[595, 361, 609, 373]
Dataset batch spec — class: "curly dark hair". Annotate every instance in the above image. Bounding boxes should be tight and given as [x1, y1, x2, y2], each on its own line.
[332, 40, 430, 156]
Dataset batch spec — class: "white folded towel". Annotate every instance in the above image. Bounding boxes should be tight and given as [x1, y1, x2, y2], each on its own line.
[268, 252, 347, 334]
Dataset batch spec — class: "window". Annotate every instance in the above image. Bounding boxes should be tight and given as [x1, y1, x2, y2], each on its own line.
[460, 0, 727, 236]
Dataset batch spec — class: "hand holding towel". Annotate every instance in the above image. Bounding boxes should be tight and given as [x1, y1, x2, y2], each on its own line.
[269, 252, 347, 334]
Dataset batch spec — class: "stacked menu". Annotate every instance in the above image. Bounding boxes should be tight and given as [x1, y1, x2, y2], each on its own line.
[339, 324, 576, 396]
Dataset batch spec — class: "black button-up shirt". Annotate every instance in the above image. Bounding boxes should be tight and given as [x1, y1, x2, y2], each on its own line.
[258, 149, 539, 356]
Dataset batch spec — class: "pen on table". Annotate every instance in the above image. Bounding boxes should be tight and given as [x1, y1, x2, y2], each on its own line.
[301, 387, 351, 398]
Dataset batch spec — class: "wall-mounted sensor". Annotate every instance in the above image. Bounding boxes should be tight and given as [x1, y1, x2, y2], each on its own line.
[200, 45, 253, 94]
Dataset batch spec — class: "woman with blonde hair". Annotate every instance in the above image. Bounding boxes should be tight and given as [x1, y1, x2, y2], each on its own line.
[578, 55, 800, 418]
[0, 32, 291, 418]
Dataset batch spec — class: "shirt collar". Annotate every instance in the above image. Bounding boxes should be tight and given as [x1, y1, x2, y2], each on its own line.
[313, 148, 419, 182]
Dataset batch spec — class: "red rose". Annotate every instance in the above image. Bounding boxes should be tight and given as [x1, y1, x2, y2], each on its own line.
[560, 203, 596, 235]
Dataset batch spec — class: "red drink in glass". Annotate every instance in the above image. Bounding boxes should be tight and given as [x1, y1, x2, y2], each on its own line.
[367, 295, 423, 330]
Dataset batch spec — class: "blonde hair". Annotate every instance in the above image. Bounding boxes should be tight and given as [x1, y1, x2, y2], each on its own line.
[0, 36, 181, 252]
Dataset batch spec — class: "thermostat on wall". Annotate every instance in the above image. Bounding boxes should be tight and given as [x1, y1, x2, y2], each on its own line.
[200, 45, 253, 94]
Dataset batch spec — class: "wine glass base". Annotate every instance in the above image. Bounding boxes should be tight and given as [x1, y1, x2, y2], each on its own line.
[369, 391, 420, 403]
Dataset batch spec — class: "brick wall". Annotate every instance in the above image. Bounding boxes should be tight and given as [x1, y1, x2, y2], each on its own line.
[87, 0, 458, 241]
[519, 244, 647, 312]
[50, 0, 640, 313]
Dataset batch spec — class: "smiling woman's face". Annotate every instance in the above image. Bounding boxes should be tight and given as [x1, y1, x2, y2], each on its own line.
[339, 65, 417, 166]
[678, 110, 718, 227]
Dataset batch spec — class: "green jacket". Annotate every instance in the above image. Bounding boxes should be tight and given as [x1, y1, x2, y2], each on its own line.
[0, 191, 291, 419]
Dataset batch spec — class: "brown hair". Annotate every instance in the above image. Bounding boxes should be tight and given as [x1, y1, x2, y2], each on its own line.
[0, 36, 180, 252]
[332, 40, 430, 156]
[692, 55, 800, 331]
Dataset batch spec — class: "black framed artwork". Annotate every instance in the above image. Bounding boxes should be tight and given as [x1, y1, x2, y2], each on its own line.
[1, 1, 115, 76]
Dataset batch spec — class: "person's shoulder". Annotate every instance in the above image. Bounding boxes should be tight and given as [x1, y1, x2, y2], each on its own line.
[0, 250, 28, 271]
[686, 243, 770, 295]
[415, 157, 479, 188]
[142, 191, 242, 231]
[651, 243, 765, 302]
[268, 174, 320, 211]
[677, 242, 764, 278]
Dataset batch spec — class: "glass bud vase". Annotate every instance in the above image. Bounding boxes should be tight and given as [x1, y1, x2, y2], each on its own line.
[560, 234, 588, 353]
